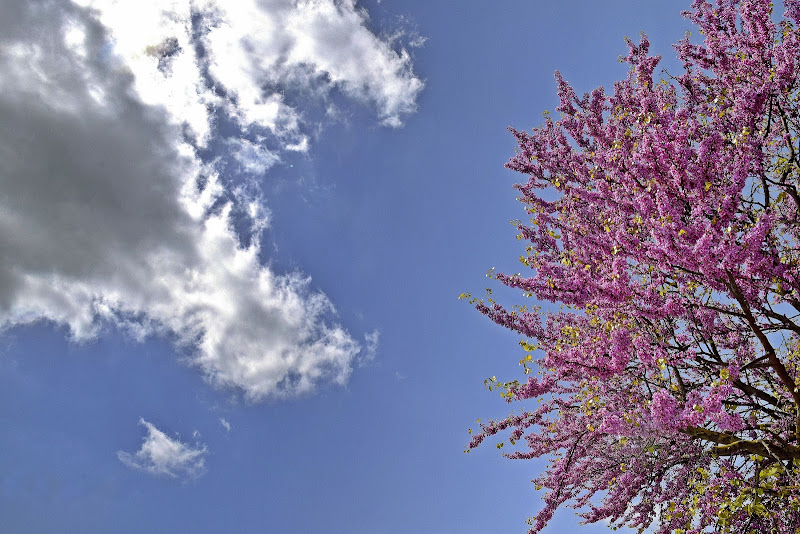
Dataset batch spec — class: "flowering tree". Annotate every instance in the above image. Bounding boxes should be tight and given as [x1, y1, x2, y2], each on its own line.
[467, 1, 800, 532]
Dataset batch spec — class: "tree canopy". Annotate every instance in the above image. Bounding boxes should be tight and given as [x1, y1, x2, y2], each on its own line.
[468, 1, 800, 532]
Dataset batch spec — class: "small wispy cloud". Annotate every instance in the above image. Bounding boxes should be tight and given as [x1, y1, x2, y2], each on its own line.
[362, 330, 380, 362]
[219, 418, 231, 432]
[229, 138, 281, 176]
[118, 419, 208, 480]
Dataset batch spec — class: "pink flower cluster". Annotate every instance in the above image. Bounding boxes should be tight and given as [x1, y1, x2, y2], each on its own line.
[471, 1, 800, 532]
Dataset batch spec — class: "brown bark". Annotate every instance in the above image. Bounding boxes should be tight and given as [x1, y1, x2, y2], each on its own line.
[682, 426, 800, 460]
[725, 271, 800, 440]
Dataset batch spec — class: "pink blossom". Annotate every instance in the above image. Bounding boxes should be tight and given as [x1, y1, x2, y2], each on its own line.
[470, 1, 800, 531]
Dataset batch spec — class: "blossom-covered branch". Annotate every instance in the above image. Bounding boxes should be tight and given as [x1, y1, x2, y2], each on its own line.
[469, 1, 800, 532]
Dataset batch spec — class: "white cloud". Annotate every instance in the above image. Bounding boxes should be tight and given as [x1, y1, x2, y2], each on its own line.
[230, 138, 281, 176]
[194, 0, 423, 130]
[0, 0, 421, 399]
[363, 330, 380, 362]
[219, 418, 231, 432]
[118, 419, 207, 480]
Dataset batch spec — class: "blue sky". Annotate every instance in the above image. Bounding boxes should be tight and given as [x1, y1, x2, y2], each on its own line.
[0, 1, 691, 532]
